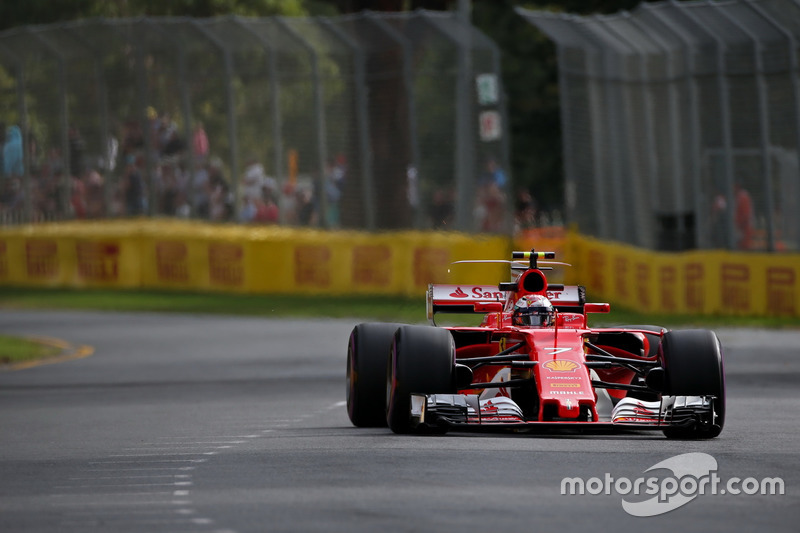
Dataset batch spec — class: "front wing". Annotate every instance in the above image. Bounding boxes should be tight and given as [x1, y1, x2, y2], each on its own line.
[410, 394, 717, 431]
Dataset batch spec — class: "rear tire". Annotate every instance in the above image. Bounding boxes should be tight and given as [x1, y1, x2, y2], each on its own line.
[386, 325, 456, 434]
[659, 329, 725, 439]
[346, 323, 401, 427]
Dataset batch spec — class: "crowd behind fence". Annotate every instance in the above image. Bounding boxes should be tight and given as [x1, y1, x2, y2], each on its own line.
[0, 12, 512, 234]
[520, 0, 800, 252]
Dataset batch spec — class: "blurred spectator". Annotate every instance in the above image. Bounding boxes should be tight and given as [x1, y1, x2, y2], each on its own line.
[239, 195, 257, 223]
[254, 188, 280, 224]
[483, 157, 507, 189]
[296, 184, 317, 226]
[192, 122, 209, 162]
[475, 182, 506, 233]
[735, 182, 754, 250]
[430, 187, 454, 229]
[70, 174, 87, 219]
[192, 162, 211, 218]
[325, 155, 346, 227]
[3, 125, 24, 177]
[208, 166, 232, 222]
[242, 159, 276, 204]
[85, 168, 105, 218]
[514, 189, 537, 231]
[122, 155, 145, 216]
[68, 126, 86, 179]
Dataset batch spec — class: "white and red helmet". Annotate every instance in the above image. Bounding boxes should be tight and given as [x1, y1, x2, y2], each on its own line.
[512, 295, 555, 327]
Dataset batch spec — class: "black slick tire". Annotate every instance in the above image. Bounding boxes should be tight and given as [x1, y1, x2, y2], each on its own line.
[346, 322, 401, 427]
[386, 325, 455, 434]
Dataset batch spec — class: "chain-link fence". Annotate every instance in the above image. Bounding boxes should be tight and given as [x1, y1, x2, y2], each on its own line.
[519, 0, 800, 252]
[0, 11, 510, 233]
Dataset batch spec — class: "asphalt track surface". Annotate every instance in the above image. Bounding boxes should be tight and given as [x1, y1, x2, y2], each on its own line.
[0, 310, 797, 533]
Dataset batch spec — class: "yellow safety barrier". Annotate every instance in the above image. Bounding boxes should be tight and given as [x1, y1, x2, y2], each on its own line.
[1, 221, 798, 318]
[564, 232, 800, 319]
[0, 220, 510, 298]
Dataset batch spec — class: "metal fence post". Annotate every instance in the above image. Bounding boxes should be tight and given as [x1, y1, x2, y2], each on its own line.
[713, 3, 775, 251]
[191, 20, 240, 220]
[642, 5, 707, 249]
[27, 28, 71, 219]
[231, 17, 283, 222]
[671, 3, 737, 250]
[754, 0, 800, 251]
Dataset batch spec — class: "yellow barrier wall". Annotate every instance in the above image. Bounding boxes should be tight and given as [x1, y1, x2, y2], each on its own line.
[0, 221, 510, 298]
[2, 221, 798, 318]
[564, 233, 800, 318]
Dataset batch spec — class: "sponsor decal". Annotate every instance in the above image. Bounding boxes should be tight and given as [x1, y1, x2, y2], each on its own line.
[551, 383, 581, 388]
[767, 267, 795, 316]
[471, 287, 505, 299]
[659, 266, 677, 312]
[550, 390, 581, 395]
[25, 239, 59, 279]
[542, 360, 579, 372]
[209, 243, 244, 286]
[294, 245, 329, 287]
[76, 242, 120, 282]
[636, 263, 651, 309]
[560, 453, 785, 517]
[414, 247, 449, 286]
[684, 263, 704, 312]
[588, 250, 606, 294]
[352, 245, 391, 286]
[721, 264, 750, 312]
[450, 287, 469, 298]
[156, 241, 189, 282]
[615, 256, 629, 300]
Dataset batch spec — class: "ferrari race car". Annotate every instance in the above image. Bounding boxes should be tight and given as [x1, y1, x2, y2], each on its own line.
[346, 250, 725, 439]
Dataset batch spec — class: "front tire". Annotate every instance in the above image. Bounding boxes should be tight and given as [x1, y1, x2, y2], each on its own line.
[659, 329, 725, 439]
[386, 325, 456, 434]
[346, 323, 401, 427]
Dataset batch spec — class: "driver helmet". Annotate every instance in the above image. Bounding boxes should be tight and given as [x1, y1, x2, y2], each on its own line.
[513, 295, 555, 327]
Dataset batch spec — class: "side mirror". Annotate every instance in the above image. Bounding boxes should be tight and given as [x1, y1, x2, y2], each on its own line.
[584, 303, 610, 314]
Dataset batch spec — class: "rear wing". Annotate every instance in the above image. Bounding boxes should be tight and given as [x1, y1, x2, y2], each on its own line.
[426, 283, 587, 321]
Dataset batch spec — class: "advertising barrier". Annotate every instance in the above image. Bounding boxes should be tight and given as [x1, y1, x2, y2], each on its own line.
[1, 222, 797, 318]
[565, 233, 800, 319]
[0, 221, 510, 298]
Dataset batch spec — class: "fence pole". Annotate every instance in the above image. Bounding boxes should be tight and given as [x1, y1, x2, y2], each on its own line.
[28, 28, 71, 219]
[753, 0, 800, 251]
[230, 17, 283, 222]
[191, 20, 240, 220]
[713, 4, 775, 251]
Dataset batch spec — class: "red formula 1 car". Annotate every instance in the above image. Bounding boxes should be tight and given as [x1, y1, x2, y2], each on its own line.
[346, 250, 725, 439]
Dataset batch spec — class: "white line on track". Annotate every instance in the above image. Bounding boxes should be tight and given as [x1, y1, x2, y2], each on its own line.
[88, 459, 208, 464]
[108, 452, 218, 457]
[68, 474, 192, 480]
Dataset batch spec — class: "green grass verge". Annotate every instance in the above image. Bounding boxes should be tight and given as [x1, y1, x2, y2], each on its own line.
[1, 286, 798, 329]
[0, 335, 61, 365]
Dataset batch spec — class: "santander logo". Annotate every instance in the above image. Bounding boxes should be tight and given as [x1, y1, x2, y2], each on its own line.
[449, 287, 469, 298]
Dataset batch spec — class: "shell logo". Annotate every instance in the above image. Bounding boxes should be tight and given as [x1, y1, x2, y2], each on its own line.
[542, 360, 580, 372]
